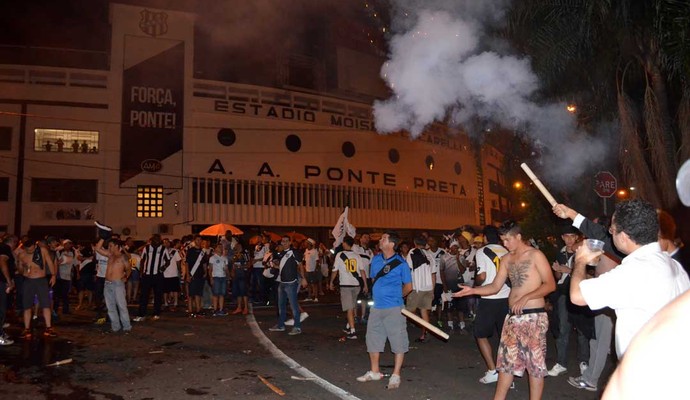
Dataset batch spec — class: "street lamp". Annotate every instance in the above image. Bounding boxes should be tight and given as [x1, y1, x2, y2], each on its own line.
[513, 181, 523, 190]
[566, 104, 577, 113]
[520, 201, 527, 208]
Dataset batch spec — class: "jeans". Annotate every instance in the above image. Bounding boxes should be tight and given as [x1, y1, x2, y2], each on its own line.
[53, 279, 71, 313]
[582, 312, 614, 385]
[104, 280, 131, 331]
[138, 274, 164, 317]
[250, 268, 264, 302]
[555, 295, 589, 366]
[0, 282, 7, 336]
[277, 280, 300, 329]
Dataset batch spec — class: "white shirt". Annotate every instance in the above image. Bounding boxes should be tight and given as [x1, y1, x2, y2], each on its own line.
[352, 244, 373, 277]
[163, 248, 181, 278]
[253, 244, 269, 269]
[406, 248, 437, 292]
[580, 242, 690, 356]
[209, 254, 228, 278]
[333, 250, 364, 286]
[95, 253, 108, 278]
[128, 253, 141, 272]
[475, 244, 510, 299]
[303, 248, 319, 272]
[462, 247, 477, 285]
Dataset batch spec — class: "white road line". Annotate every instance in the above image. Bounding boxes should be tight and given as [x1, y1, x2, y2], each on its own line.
[246, 309, 362, 400]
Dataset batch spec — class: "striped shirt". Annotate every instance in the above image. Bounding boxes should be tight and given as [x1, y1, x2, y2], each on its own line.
[141, 244, 167, 276]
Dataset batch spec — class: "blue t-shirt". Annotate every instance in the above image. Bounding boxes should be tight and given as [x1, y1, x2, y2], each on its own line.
[370, 253, 411, 309]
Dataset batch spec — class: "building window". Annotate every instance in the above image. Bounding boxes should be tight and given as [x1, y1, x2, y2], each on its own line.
[34, 128, 99, 153]
[31, 178, 98, 202]
[0, 127, 12, 151]
[137, 186, 163, 218]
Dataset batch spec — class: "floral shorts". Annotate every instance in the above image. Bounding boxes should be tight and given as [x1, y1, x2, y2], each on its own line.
[496, 311, 549, 378]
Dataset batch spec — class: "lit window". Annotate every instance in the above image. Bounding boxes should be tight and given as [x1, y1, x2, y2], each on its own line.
[34, 128, 99, 153]
[137, 186, 163, 218]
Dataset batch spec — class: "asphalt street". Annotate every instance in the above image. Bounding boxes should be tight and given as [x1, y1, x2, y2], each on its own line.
[0, 294, 609, 399]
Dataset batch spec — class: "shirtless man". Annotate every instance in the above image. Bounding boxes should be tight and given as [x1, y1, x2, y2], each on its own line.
[17, 238, 57, 339]
[95, 238, 132, 333]
[454, 220, 556, 400]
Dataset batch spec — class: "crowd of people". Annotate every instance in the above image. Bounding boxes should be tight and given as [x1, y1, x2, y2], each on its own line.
[0, 198, 688, 399]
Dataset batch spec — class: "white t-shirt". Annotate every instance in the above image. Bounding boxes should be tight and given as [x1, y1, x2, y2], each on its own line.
[580, 242, 690, 356]
[163, 248, 181, 278]
[253, 244, 269, 269]
[95, 252, 108, 278]
[352, 244, 373, 277]
[333, 250, 364, 287]
[209, 254, 228, 278]
[475, 244, 510, 299]
[406, 248, 437, 292]
[303, 248, 319, 272]
[462, 247, 477, 286]
[425, 248, 446, 286]
[128, 253, 141, 272]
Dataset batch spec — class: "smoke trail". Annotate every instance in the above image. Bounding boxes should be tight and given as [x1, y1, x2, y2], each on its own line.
[374, 0, 610, 187]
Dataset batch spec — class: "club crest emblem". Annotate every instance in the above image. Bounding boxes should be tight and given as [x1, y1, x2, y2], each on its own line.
[139, 10, 168, 37]
[383, 265, 390, 273]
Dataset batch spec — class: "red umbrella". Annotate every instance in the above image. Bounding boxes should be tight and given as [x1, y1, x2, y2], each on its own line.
[199, 223, 243, 236]
[262, 231, 282, 243]
[283, 231, 307, 243]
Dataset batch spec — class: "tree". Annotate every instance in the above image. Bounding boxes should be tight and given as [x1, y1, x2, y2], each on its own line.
[508, 0, 690, 210]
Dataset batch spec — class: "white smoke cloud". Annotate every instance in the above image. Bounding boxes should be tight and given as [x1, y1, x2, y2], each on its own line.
[374, 0, 610, 186]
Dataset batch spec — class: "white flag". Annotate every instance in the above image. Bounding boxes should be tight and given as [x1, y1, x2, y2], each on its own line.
[332, 207, 356, 247]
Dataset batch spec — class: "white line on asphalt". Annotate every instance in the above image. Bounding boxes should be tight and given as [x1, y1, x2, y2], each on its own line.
[246, 308, 362, 400]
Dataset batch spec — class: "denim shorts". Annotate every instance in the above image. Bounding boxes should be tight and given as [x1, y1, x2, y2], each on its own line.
[212, 277, 227, 296]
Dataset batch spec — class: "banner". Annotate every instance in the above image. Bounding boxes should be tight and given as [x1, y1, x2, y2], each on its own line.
[332, 206, 356, 247]
[120, 36, 184, 187]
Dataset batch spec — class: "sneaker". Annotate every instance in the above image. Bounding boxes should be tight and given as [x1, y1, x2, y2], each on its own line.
[132, 316, 145, 322]
[342, 323, 351, 333]
[387, 374, 401, 389]
[20, 329, 32, 340]
[217, 310, 228, 316]
[43, 327, 57, 337]
[3, 322, 9, 328]
[313, 298, 318, 303]
[346, 331, 357, 340]
[95, 317, 106, 325]
[356, 371, 383, 382]
[303, 298, 313, 302]
[579, 362, 588, 375]
[284, 318, 295, 326]
[568, 376, 597, 392]
[288, 327, 302, 336]
[0, 336, 13, 346]
[479, 369, 498, 384]
[152, 315, 160, 321]
[300, 312, 309, 322]
[269, 325, 286, 332]
[547, 363, 567, 377]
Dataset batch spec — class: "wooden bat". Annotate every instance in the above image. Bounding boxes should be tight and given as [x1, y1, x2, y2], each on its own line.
[258, 375, 285, 396]
[401, 308, 450, 341]
[520, 163, 558, 206]
[46, 358, 73, 367]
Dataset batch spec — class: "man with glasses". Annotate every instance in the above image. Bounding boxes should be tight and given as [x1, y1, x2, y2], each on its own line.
[567, 199, 689, 359]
